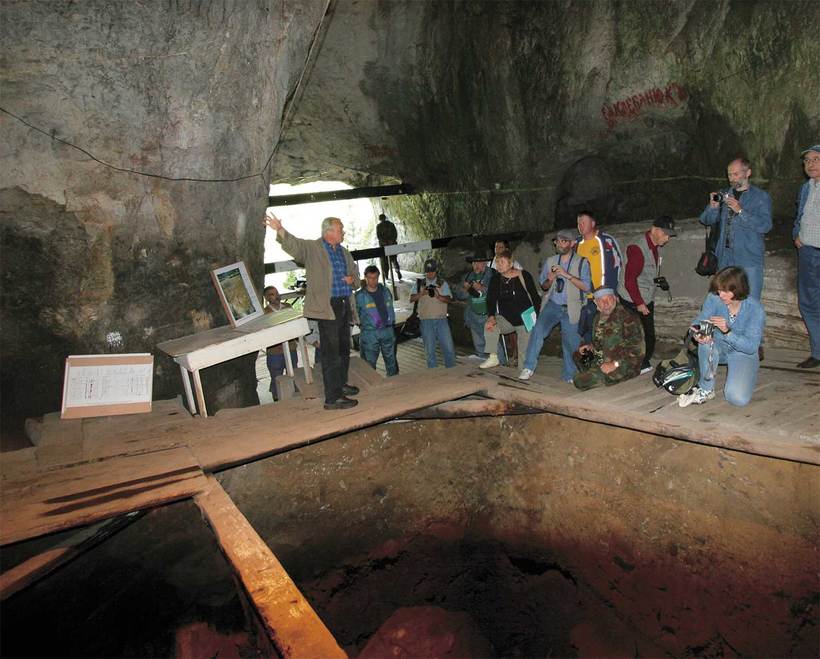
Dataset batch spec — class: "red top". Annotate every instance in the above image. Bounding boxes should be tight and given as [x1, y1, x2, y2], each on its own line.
[623, 231, 659, 306]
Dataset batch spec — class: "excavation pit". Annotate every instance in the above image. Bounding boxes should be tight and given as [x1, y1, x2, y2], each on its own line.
[1, 412, 817, 657]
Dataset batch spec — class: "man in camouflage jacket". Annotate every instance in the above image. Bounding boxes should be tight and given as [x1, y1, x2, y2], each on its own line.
[572, 287, 645, 390]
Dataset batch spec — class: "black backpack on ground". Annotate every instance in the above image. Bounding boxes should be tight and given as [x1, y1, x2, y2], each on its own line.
[653, 335, 699, 395]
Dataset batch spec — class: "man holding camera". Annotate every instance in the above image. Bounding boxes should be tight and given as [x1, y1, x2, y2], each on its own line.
[699, 157, 772, 300]
[409, 258, 456, 368]
[454, 256, 493, 358]
[617, 216, 677, 374]
[572, 288, 645, 391]
[519, 229, 591, 382]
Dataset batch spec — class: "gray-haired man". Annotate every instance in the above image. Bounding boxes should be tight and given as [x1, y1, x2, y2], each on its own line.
[265, 212, 361, 409]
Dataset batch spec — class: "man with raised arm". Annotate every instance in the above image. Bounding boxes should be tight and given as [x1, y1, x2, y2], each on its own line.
[264, 212, 361, 410]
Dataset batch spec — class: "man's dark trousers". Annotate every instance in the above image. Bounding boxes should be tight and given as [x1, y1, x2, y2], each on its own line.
[619, 297, 655, 368]
[318, 296, 352, 404]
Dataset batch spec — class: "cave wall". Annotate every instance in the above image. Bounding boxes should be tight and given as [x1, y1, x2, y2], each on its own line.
[217, 415, 818, 657]
[278, 0, 819, 237]
[2, 0, 818, 428]
[0, 0, 327, 428]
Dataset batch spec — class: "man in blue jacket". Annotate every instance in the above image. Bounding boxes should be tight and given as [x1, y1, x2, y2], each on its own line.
[355, 265, 399, 376]
[793, 144, 820, 369]
[699, 157, 772, 300]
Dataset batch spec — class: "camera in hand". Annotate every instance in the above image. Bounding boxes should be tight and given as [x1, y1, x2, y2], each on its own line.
[578, 347, 604, 369]
[426, 285, 437, 297]
[694, 320, 715, 338]
[653, 276, 670, 291]
[711, 191, 728, 204]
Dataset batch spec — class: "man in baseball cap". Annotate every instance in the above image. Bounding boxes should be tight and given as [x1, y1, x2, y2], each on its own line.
[617, 215, 677, 373]
[409, 257, 456, 368]
[793, 144, 820, 368]
[572, 286, 645, 390]
[518, 228, 591, 382]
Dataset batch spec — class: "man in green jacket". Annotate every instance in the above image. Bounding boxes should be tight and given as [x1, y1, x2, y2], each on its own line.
[265, 212, 361, 410]
[573, 287, 645, 391]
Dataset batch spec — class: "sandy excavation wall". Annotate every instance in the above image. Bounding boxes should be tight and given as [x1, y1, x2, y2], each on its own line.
[218, 414, 819, 657]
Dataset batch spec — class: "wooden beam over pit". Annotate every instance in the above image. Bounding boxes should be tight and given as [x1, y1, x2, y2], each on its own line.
[194, 475, 346, 659]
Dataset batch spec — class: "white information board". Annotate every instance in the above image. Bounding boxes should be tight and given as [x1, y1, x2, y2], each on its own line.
[61, 354, 154, 419]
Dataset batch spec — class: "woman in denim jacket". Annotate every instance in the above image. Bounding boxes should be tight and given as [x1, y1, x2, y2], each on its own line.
[679, 267, 765, 408]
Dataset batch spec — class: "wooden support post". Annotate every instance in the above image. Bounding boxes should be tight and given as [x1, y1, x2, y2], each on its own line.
[297, 336, 313, 384]
[194, 475, 346, 659]
[282, 340, 294, 377]
[192, 369, 207, 418]
[179, 364, 196, 415]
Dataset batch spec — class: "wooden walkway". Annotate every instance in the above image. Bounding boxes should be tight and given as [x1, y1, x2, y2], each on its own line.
[479, 347, 820, 465]
[2, 345, 818, 656]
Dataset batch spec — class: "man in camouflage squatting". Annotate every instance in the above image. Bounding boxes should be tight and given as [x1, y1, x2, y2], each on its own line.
[572, 287, 645, 390]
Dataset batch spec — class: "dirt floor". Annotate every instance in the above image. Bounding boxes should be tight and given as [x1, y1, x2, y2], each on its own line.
[299, 530, 657, 657]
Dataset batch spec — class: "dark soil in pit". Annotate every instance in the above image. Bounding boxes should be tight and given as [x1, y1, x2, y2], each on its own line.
[298, 532, 650, 658]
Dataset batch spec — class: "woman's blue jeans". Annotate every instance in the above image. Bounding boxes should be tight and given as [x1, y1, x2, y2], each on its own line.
[697, 333, 759, 406]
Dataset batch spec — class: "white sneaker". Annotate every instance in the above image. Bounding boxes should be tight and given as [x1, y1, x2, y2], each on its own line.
[518, 368, 534, 380]
[479, 354, 500, 369]
[678, 387, 715, 408]
[640, 364, 653, 375]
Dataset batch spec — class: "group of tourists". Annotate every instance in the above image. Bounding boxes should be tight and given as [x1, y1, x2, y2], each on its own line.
[262, 143, 819, 411]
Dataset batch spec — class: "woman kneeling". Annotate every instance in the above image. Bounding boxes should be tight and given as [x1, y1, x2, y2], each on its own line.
[679, 266, 765, 408]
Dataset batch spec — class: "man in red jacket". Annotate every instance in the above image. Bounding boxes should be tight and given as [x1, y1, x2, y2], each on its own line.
[616, 216, 676, 373]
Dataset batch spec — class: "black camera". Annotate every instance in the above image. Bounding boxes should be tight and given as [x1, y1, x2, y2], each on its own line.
[578, 347, 603, 369]
[426, 285, 437, 298]
[694, 320, 715, 338]
[653, 276, 670, 291]
[711, 191, 727, 204]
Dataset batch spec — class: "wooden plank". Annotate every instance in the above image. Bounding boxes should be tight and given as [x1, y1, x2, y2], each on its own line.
[194, 475, 346, 659]
[82, 397, 190, 435]
[483, 377, 820, 465]
[347, 355, 384, 389]
[36, 418, 84, 446]
[0, 447, 207, 546]
[0, 512, 141, 600]
[0, 447, 38, 483]
[191, 365, 486, 471]
[400, 398, 538, 419]
[293, 368, 321, 400]
[36, 437, 84, 470]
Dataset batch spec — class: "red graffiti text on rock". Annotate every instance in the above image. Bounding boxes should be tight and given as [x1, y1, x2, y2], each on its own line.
[601, 83, 688, 129]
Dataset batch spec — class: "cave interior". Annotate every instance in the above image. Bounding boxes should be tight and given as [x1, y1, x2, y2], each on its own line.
[0, 1, 819, 657]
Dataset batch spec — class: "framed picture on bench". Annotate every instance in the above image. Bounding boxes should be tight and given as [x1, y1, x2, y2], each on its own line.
[211, 261, 263, 327]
